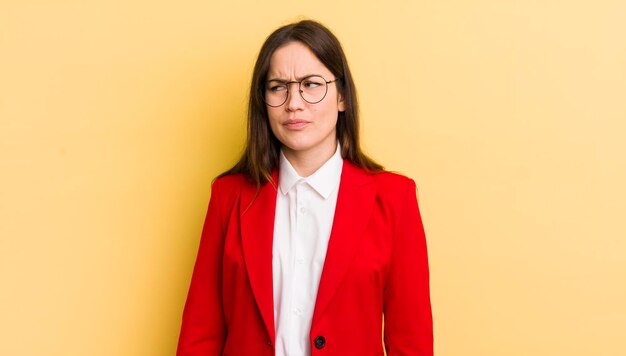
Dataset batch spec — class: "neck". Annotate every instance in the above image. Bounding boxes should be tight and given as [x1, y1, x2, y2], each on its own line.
[282, 141, 338, 177]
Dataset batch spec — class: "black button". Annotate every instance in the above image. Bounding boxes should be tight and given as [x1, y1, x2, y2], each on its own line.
[314, 336, 326, 349]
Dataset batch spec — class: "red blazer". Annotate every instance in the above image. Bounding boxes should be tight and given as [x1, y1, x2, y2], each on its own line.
[177, 161, 433, 356]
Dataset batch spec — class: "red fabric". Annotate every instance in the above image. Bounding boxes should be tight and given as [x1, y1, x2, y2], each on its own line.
[177, 161, 433, 356]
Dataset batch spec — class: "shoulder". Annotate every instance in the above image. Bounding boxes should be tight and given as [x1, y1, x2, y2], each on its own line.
[371, 170, 417, 204]
[344, 161, 417, 204]
[208, 173, 252, 211]
[373, 170, 416, 188]
[212, 173, 250, 192]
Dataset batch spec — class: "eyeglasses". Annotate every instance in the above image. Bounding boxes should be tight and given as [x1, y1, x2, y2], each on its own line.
[262, 75, 341, 107]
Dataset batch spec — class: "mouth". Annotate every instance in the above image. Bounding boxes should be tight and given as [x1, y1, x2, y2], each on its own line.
[283, 119, 310, 130]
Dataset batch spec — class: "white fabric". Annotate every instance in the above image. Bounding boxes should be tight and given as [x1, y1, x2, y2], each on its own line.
[272, 144, 343, 356]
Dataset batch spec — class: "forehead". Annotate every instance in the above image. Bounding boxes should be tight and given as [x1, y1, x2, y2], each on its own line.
[267, 41, 333, 80]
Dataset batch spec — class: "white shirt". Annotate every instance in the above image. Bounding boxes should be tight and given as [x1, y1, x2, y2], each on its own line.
[272, 144, 343, 356]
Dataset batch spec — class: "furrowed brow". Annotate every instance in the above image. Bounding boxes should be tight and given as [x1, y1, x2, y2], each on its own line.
[266, 74, 320, 82]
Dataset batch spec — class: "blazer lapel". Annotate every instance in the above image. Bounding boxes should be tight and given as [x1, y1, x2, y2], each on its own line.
[312, 161, 377, 327]
[240, 171, 278, 343]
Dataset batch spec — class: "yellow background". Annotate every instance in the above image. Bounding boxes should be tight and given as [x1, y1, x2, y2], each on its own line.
[1, 1, 625, 355]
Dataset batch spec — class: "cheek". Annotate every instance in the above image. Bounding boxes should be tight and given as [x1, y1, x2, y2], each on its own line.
[316, 101, 340, 125]
[267, 109, 282, 131]
[321, 93, 341, 115]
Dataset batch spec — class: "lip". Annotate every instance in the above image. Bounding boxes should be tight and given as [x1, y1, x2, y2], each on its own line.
[283, 119, 310, 130]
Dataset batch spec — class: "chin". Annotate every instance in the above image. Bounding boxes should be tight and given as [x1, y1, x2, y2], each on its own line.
[280, 140, 315, 153]
[273, 127, 337, 155]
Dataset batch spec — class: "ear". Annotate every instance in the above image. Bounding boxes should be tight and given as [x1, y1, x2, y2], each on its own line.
[337, 92, 346, 112]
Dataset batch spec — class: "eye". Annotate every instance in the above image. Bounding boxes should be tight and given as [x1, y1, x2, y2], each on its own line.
[302, 77, 323, 89]
[267, 81, 287, 92]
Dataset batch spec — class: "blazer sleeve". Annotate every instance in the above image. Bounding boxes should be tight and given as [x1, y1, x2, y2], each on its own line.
[383, 179, 433, 356]
[177, 180, 227, 355]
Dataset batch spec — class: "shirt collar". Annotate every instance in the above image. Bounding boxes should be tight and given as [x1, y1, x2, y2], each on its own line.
[278, 143, 344, 199]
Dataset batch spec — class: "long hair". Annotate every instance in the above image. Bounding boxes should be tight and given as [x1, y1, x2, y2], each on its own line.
[219, 19, 382, 186]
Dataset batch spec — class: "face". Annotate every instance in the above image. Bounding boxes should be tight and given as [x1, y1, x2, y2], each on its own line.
[265, 41, 345, 158]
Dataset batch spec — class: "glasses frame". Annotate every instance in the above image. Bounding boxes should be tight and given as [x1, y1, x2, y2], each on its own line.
[262, 75, 341, 107]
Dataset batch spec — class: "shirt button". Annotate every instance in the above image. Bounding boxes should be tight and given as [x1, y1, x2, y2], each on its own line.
[292, 307, 302, 316]
[297, 258, 304, 265]
[299, 206, 306, 214]
[314, 336, 326, 349]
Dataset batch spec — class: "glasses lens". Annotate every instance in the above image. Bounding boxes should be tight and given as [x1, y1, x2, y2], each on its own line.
[263, 76, 330, 106]
[300, 76, 328, 104]
[264, 80, 288, 107]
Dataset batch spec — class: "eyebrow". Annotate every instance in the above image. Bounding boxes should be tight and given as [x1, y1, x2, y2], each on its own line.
[266, 74, 321, 82]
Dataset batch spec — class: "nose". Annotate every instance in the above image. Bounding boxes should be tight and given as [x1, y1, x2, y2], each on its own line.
[285, 82, 305, 111]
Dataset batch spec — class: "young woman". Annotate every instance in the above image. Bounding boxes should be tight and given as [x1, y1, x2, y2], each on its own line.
[177, 20, 433, 356]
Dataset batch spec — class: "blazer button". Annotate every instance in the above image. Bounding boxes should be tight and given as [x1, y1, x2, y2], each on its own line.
[314, 336, 326, 349]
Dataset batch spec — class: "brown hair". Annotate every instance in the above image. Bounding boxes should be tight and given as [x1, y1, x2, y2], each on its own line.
[219, 19, 382, 186]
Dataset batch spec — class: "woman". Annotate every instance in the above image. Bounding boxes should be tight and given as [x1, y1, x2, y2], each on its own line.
[177, 20, 433, 356]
